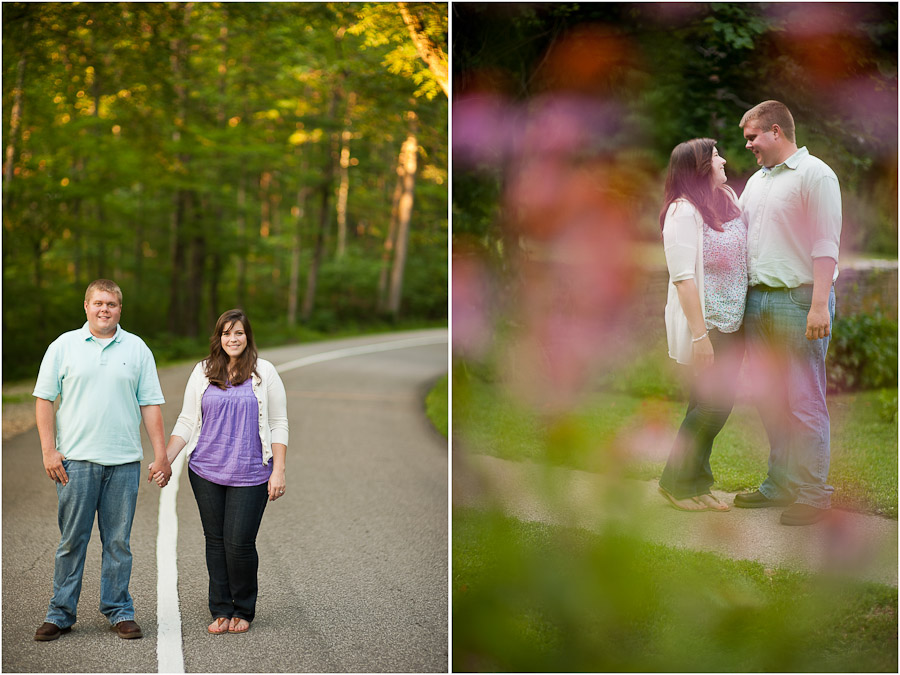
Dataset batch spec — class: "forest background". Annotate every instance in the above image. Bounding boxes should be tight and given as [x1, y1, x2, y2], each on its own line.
[2, 2, 448, 382]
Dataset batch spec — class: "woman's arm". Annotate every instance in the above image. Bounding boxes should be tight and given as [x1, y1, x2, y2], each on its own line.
[265, 363, 290, 447]
[673, 279, 714, 367]
[150, 363, 203, 487]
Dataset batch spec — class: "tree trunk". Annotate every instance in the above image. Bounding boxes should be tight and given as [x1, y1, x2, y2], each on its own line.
[288, 157, 310, 327]
[335, 91, 356, 259]
[387, 111, 419, 317]
[397, 3, 449, 97]
[3, 44, 26, 192]
[301, 89, 339, 322]
[167, 2, 194, 334]
[236, 174, 248, 309]
[377, 168, 404, 312]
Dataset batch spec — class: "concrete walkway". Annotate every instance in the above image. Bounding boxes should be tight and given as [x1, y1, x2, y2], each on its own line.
[453, 453, 898, 587]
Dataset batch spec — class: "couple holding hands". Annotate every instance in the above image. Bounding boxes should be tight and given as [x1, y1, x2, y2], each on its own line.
[658, 100, 841, 527]
[33, 281, 288, 641]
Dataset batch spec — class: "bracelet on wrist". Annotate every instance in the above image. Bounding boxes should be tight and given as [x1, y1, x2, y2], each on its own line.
[691, 331, 709, 343]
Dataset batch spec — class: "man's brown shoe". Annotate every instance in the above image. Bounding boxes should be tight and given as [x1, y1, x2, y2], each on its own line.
[780, 502, 830, 526]
[733, 490, 793, 509]
[112, 620, 143, 639]
[34, 622, 71, 641]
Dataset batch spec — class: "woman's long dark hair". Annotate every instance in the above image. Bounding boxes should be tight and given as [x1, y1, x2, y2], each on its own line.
[205, 309, 259, 389]
[659, 138, 740, 233]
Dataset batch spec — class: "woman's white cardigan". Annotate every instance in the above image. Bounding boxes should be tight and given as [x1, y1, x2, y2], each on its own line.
[663, 199, 705, 365]
[171, 358, 289, 466]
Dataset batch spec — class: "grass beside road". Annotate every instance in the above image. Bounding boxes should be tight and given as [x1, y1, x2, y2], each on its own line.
[425, 373, 448, 438]
[455, 367, 898, 517]
[453, 507, 898, 673]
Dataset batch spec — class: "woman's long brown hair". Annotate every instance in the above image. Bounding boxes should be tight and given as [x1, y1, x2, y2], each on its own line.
[204, 309, 259, 389]
[659, 138, 740, 233]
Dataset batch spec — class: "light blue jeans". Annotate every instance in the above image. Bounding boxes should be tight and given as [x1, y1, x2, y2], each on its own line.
[744, 285, 835, 509]
[45, 460, 140, 629]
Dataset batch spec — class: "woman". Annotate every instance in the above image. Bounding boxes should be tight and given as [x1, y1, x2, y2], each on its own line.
[150, 309, 288, 634]
[658, 138, 746, 512]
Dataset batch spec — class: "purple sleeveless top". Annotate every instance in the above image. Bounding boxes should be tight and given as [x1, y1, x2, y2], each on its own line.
[189, 379, 272, 487]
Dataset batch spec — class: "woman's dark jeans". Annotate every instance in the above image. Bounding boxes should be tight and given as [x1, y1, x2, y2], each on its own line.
[188, 467, 268, 622]
[660, 327, 745, 499]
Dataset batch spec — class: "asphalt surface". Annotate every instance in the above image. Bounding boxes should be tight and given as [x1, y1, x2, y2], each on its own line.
[454, 453, 898, 588]
[3, 329, 449, 673]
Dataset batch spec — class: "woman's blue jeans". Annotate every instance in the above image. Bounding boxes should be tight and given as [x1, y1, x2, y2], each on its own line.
[45, 460, 140, 629]
[743, 285, 835, 508]
[188, 467, 268, 622]
[660, 327, 745, 499]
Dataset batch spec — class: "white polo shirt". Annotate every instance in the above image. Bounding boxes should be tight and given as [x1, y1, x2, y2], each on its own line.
[739, 146, 842, 288]
[33, 323, 165, 465]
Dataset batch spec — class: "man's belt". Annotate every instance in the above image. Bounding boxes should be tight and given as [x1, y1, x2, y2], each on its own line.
[751, 283, 814, 293]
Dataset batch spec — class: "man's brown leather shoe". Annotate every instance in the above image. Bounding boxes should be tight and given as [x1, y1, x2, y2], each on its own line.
[112, 620, 143, 639]
[780, 502, 830, 526]
[34, 622, 71, 641]
[733, 490, 793, 509]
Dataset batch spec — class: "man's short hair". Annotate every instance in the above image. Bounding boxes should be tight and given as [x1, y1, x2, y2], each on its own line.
[740, 100, 796, 143]
[85, 279, 123, 305]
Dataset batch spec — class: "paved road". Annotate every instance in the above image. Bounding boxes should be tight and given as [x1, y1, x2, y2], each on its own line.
[454, 453, 898, 588]
[3, 329, 449, 673]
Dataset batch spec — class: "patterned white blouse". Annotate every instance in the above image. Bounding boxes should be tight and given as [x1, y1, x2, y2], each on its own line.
[702, 215, 747, 333]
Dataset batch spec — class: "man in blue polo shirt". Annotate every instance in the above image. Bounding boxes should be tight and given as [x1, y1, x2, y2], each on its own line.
[33, 279, 172, 641]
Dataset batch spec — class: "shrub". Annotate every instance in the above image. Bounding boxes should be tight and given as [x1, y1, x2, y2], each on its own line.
[827, 312, 898, 392]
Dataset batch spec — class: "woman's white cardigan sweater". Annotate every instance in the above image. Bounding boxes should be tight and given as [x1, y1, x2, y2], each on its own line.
[663, 198, 706, 365]
[171, 358, 289, 466]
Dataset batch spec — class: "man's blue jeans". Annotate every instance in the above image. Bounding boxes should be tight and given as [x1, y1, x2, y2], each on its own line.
[45, 460, 140, 629]
[744, 285, 835, 509]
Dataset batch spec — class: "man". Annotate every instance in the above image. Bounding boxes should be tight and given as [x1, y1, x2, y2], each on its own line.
[735, 100, 842, 526]
[33, 279, 172, 641]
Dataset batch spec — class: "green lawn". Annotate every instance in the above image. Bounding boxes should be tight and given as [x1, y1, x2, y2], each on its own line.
[455, 367, 898, 517]
[454, 507, 898, 672]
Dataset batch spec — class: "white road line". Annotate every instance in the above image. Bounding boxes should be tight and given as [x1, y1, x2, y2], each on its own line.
[156, 450, 186, 673]
[155, 333, 447, 672]
[274, 334, 448, 374]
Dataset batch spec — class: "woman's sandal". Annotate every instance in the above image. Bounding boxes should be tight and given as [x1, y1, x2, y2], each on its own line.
[696, 493, 730, 511]
[658, 486, 711, 512]
[208, 617, 230, 635]
[228, 617, 250, 634]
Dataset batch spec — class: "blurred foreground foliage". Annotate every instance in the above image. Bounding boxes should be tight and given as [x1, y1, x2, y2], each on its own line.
[453, 508, 898, 672]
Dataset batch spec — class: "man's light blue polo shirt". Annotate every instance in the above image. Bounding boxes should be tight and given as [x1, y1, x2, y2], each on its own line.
[33, 322, 165, 466]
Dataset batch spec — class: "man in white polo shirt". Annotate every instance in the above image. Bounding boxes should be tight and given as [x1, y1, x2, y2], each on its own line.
[33, 279, 172, 641]
[734, 100, 842, 526]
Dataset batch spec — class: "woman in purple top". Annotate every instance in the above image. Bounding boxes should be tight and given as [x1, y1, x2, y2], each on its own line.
[151, 309, 289, 635]
[659, 138, 747, 512]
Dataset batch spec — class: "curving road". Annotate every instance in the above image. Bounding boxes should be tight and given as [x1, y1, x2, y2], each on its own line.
[2, 329, 448, 673]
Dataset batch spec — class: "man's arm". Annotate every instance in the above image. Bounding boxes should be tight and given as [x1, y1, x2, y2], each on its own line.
[806, 257, 835, 340]
[36, 397, 68, 485]
[140, 404, 171, 484]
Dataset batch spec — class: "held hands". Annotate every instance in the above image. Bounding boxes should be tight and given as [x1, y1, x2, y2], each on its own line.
[805, 306, 831, 341]
[148, 457, 173, 488]
[43, 449, 68, 485]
